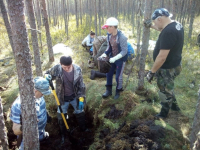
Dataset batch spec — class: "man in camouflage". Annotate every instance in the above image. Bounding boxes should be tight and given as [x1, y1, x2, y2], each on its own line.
[145, 8, 184, 118]
[45, 56, 86, 144]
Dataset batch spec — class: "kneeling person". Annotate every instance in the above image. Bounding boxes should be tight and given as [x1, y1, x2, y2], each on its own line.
[10, 77, 51, 149]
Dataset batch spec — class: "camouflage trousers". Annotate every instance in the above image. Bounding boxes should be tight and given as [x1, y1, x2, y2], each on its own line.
[156, 65, 182, 107]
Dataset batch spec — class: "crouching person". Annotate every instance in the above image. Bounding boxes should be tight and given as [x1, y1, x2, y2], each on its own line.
[82, 31, 95, 51]
[10, 77, 51, 149]
[45, 56, 86, 144]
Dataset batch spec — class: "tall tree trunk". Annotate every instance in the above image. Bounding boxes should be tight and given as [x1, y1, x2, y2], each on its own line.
[47, 0, 51, 24]
[7, 0, 39, 149]
[94, 0, 97, 35]
[34, 0, 42, 49]
[138, 0, 153, 90]
[132, 0, 136, 33]
[190, 87, 200, 150]
[40, 0, 54, 62]
[80, 0, 82, 25]
[25, 0, 42, 76]
[172, 0, 177, 20]
[160, 0, 164, 7]
[136, 0, 142, 67]
[188, 0, 196, 39]
[74, 0, 79, 29]
[0, 0, 14, 53]
[62, 0, 68, 38]
[0, 97, 9, 150]
[52, 0, 56, 26]
[98, 0, 101, 36]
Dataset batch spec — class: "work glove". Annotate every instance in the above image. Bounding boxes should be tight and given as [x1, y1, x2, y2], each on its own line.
[100, 53, 107, 58]
[79, 97, 84, 111]
[146, 71, 155, 83]
[109, 54, 123, 63]
[44, 74, 52, 81]
[144, 19, 152, 28]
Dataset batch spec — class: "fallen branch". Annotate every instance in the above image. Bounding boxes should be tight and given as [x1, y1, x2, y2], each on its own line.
[27, 28, 41, 34]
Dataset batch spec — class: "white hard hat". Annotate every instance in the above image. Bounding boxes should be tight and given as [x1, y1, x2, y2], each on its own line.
[102, 17, 119, 29]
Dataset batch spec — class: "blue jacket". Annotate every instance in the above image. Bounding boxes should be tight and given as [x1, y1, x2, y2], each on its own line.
[104, 30, 128, 62]
[127, 42, 134, 57]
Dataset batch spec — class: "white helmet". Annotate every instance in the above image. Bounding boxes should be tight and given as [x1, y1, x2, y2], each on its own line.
[102, 17, 119, 29]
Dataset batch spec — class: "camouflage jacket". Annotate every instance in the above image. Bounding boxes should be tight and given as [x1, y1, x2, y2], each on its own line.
[46, 64, 86, 105]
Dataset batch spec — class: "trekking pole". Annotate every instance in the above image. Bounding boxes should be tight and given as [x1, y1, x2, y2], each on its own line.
[45, 75, 69, 130]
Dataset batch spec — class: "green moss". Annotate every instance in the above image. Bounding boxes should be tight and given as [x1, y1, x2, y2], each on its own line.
[126, 103, 156, 121]
[155, 120, 178, 133]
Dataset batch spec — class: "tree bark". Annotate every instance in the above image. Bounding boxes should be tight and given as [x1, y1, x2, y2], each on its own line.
[47, 0, 51, 24]
[188, 0, 196, 39]
[74, 0, 79, 29]
[94, 0, 97, 35]
[0, 0, 14, 53]
[0, 97, 9, 150]
[98, 0, 101, 36]
[25, 0, 42, 76]
[137, 0, 153, 90]
[190, 87, 200, 150]
[7, 0, 39, 149]
[62, 0, 68, 38]
[34, 0, 42, 49]
[40, 0, 54, 62]
[160, 0, 164, 7]
[80, 0, 82, 25]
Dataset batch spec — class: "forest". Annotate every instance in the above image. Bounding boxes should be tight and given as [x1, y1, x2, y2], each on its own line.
[0, 0, 200, 150]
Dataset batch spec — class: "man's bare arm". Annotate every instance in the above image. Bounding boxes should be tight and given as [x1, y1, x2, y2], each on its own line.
[12, 123, 22, 135]
[151, 50, 170, 73]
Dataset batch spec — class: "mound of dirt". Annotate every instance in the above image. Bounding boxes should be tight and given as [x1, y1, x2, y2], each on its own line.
[94, 119, 165, 150]
[104, 105, 123, 119]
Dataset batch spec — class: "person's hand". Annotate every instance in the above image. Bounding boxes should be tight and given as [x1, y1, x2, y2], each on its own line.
[100, 53, 107, 58]
[109, 54, 122, 63]
[44, 74, 52, 81]
[79, 97, 84, 111]
[144, 18, 152, 28]
[146, 71, 155, 83]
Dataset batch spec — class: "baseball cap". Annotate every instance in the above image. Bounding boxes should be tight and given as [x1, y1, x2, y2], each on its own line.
[151, 8, 173, 20]
[34, 77, 51, 95]
[102, 17, 119, 29]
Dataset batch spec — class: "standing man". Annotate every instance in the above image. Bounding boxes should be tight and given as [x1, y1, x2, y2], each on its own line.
[145, 8, 184, 118]
[45, 56, 86, 144]
[10, 77, 51, 149]
[100, 17, 128, 99]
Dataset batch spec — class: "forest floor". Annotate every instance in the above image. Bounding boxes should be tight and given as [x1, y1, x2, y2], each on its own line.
[1, 16, 200, 150]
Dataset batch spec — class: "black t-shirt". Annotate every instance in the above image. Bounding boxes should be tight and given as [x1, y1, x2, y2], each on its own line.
[153, 21, 184, 69]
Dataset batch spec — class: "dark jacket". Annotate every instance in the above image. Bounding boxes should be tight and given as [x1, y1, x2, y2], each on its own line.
[104, 30, 128, 62]
[46, 64, 86, 105]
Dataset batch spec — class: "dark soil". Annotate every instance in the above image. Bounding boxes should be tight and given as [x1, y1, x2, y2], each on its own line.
[7, 105, 96, 150]
[94, 116, 165, 150]
[104, 105, 124, 119]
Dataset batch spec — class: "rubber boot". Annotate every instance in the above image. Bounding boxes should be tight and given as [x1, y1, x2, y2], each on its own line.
[171, 99, 180, 111]
[75, 111, 86, 131]
[90, 70, 96, 80]
[90, 70, 106, 80]
[95, 71, 106, 78]
[114, 88, 123, 100]
[155, 102, 170, 119]
[102, 85, 112, 98]
[57, 113, 66, 144]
